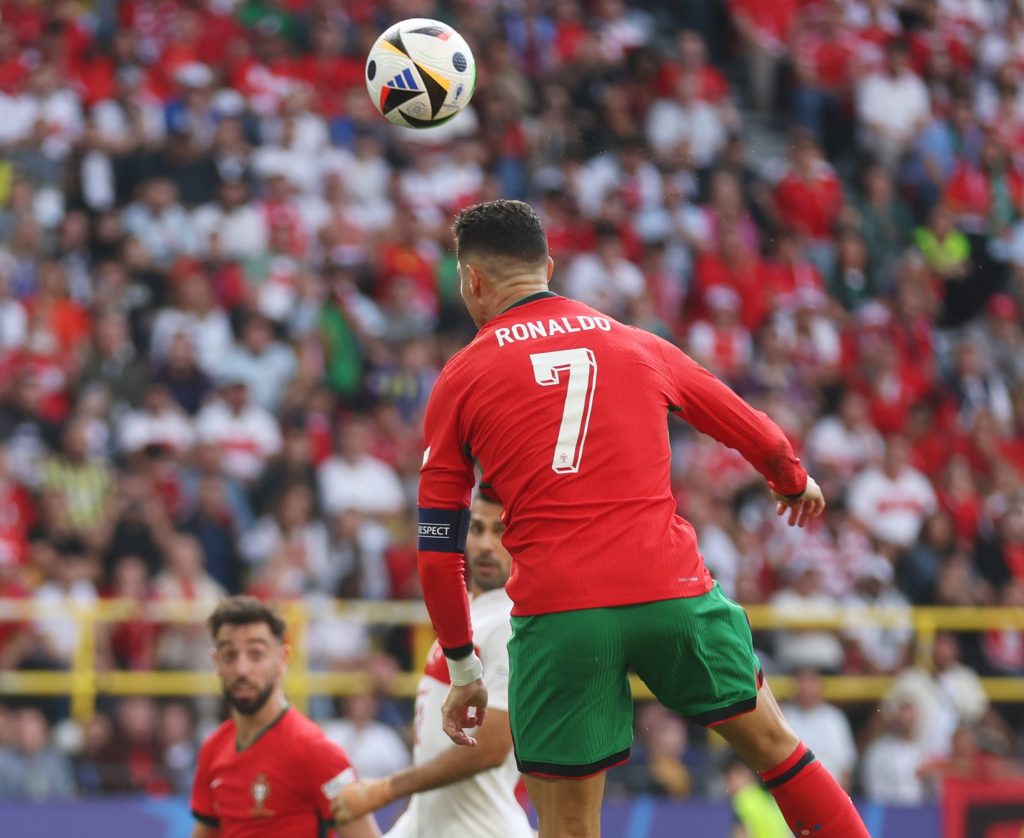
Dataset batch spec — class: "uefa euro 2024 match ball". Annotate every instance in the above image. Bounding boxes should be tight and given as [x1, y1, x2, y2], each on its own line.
[365, 18, 477, 129]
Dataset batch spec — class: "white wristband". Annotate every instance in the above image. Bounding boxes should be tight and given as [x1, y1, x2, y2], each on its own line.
[447, 652, 484, 686]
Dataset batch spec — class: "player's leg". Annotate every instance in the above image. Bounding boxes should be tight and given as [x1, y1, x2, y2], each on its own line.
[626, 586, 870, 837]
[714, 680, 870, 837]
[508, 607, 632, 838]
[523, 773, 605, 838]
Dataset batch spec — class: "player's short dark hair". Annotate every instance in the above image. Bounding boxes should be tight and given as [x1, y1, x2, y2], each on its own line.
[208, 595, 286, 643]
[452, 199, 548, 267]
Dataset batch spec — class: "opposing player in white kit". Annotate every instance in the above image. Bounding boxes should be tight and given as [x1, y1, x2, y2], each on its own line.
[332, 494, 533, 838]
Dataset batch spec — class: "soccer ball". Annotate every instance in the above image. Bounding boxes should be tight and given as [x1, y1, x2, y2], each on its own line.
[365, 18, 476, 129]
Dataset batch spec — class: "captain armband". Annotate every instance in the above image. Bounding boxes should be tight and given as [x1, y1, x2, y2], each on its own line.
[417, 507, 471, 553]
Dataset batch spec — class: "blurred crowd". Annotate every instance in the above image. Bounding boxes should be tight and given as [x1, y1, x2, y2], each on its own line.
[1, 0, 1024, 810]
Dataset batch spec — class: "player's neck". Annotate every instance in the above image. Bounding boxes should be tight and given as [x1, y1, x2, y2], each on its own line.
[487, 280, 551, 320]
[233, 689, 288, 749]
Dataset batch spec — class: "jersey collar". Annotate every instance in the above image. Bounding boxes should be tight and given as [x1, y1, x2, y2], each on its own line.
[235, 703, 290, 752]
[498, 290, 559, 314]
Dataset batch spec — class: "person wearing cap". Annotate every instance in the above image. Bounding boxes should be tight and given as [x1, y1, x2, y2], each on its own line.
[842, 554, 913, 675]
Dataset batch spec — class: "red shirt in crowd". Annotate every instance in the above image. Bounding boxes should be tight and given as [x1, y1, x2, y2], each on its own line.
[694, 251, 776, 332]
[943, 163, 1024, 222]
[418, 293, 806, 651]
[192, 706, 355, 838]
[773, 163, 843, 240]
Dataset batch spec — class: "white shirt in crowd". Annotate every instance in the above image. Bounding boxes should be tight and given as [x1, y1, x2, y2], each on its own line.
[861, 735, 929, 805]
[781, 700, 857, 783]
[563, 252, 645, 320]
[33, 579, 98, 663]
[119, 408, 196, 455]
[0, 299, 26, 350]
[769, 588, 846, 672]
[856, 70, 930, 145]
[318, 454, 405, 517]
[191, 202, 268, 259]
[322, 719, 410, 782]
[195, 399, 282, 482]
[806, 415, 884, 477]
[149, 310, 234, 377]
[387, 588, 533, 838]
[885, 665, 989, 758]
[847, 465, 937, 547]
[645, 97, 726, 167]
[843, 586, 914, 673]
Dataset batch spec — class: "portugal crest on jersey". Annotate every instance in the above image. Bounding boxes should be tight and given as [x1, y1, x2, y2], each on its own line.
[250, 773, 273, 816]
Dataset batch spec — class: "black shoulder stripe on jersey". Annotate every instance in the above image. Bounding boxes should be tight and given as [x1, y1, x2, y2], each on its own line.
[192, 810, 220, 827]
[418, 507, 470, 553]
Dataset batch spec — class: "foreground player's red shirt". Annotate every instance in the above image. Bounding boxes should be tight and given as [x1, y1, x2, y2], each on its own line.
[419, 294, 807, 648]
[191, 706, 354, 837]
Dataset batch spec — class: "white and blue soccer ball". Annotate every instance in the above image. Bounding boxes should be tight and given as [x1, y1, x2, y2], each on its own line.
[365, 18, 477, 129]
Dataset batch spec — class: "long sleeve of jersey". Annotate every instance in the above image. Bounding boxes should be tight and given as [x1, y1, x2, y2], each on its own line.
[656, 338, 808, 496]
[418, 369, 476, 658]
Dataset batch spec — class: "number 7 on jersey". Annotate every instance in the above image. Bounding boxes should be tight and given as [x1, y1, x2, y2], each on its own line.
[530, 348, 598, 474]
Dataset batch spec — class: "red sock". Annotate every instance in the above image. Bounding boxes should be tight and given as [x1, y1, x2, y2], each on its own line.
[759, 743, 870, 837]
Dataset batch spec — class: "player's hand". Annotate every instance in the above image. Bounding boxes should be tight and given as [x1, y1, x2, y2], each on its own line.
[441, 678, 488, 747]
[772, 475, 825, 528]
[331, 777, 395, 825]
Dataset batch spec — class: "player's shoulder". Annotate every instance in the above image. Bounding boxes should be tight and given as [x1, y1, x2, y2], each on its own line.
[198, 717, 237, 758]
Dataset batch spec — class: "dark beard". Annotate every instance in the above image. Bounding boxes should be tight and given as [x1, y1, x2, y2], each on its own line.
[225, 681, 275, 716]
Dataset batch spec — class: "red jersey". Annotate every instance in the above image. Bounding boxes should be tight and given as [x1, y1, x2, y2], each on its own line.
[418, 293, 807, 651]
[191, 706, 355, 838]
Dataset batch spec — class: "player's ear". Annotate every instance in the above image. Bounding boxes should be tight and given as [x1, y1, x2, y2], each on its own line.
[545, 256, 554, 283]
[467, 263, 485, 299]
[279, 642, 291, 667]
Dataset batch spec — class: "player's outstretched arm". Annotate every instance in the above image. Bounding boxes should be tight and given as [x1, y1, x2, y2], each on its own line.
[332, 709, 513, 825]
[772, 474, 826, 528]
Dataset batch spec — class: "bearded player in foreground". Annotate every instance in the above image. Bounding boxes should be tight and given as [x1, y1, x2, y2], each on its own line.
[190, 596, 380, 838]
[417, 200, 870, 837]
[331, 494, 533, 837]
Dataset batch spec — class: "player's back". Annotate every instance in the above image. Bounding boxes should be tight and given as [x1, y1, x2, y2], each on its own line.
[441, 293, 713, 616]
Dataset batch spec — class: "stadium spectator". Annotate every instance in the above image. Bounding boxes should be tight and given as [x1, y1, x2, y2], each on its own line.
[768, 558, 845, 673]
[842, 555, 914, 675]
[195, 375, 282, 484]
[608, 702, 696, 798]
[861, 698, 930, 804]
[94, 697, 171, 795]
[318, 419, 405, 519]
[855, 40, 931, 172]
[847, 435, 938, 549]
[218, 311, 297, 411]
[780, 669, 856, 790]
[0, 707, 75, 801]
[322, 694, 410, 781]
[885, 631, 991, 758]
[152, 534, 226, 671]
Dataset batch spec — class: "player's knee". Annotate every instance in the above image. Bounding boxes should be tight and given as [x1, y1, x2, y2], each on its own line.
[744, 718, 800, 771]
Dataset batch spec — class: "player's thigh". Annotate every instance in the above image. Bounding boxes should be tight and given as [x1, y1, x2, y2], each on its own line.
[713, 678, 800, 773]
[508, 608, 632, 776]
[625, 585, 762, 727]
[524, 772, 604, 838]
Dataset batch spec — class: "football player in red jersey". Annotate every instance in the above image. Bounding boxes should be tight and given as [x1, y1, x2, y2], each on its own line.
[417, 200, 870, 837]
[190, 596, 380, 838]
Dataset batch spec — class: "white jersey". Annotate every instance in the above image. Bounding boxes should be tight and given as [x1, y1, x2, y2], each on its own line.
[386, 588, 532, 838]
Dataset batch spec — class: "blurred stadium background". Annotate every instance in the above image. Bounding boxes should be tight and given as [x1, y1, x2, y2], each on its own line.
[1, 0, 1024, 835]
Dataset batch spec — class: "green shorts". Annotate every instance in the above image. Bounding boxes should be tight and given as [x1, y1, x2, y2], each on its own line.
[507, 584, 762, 778]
